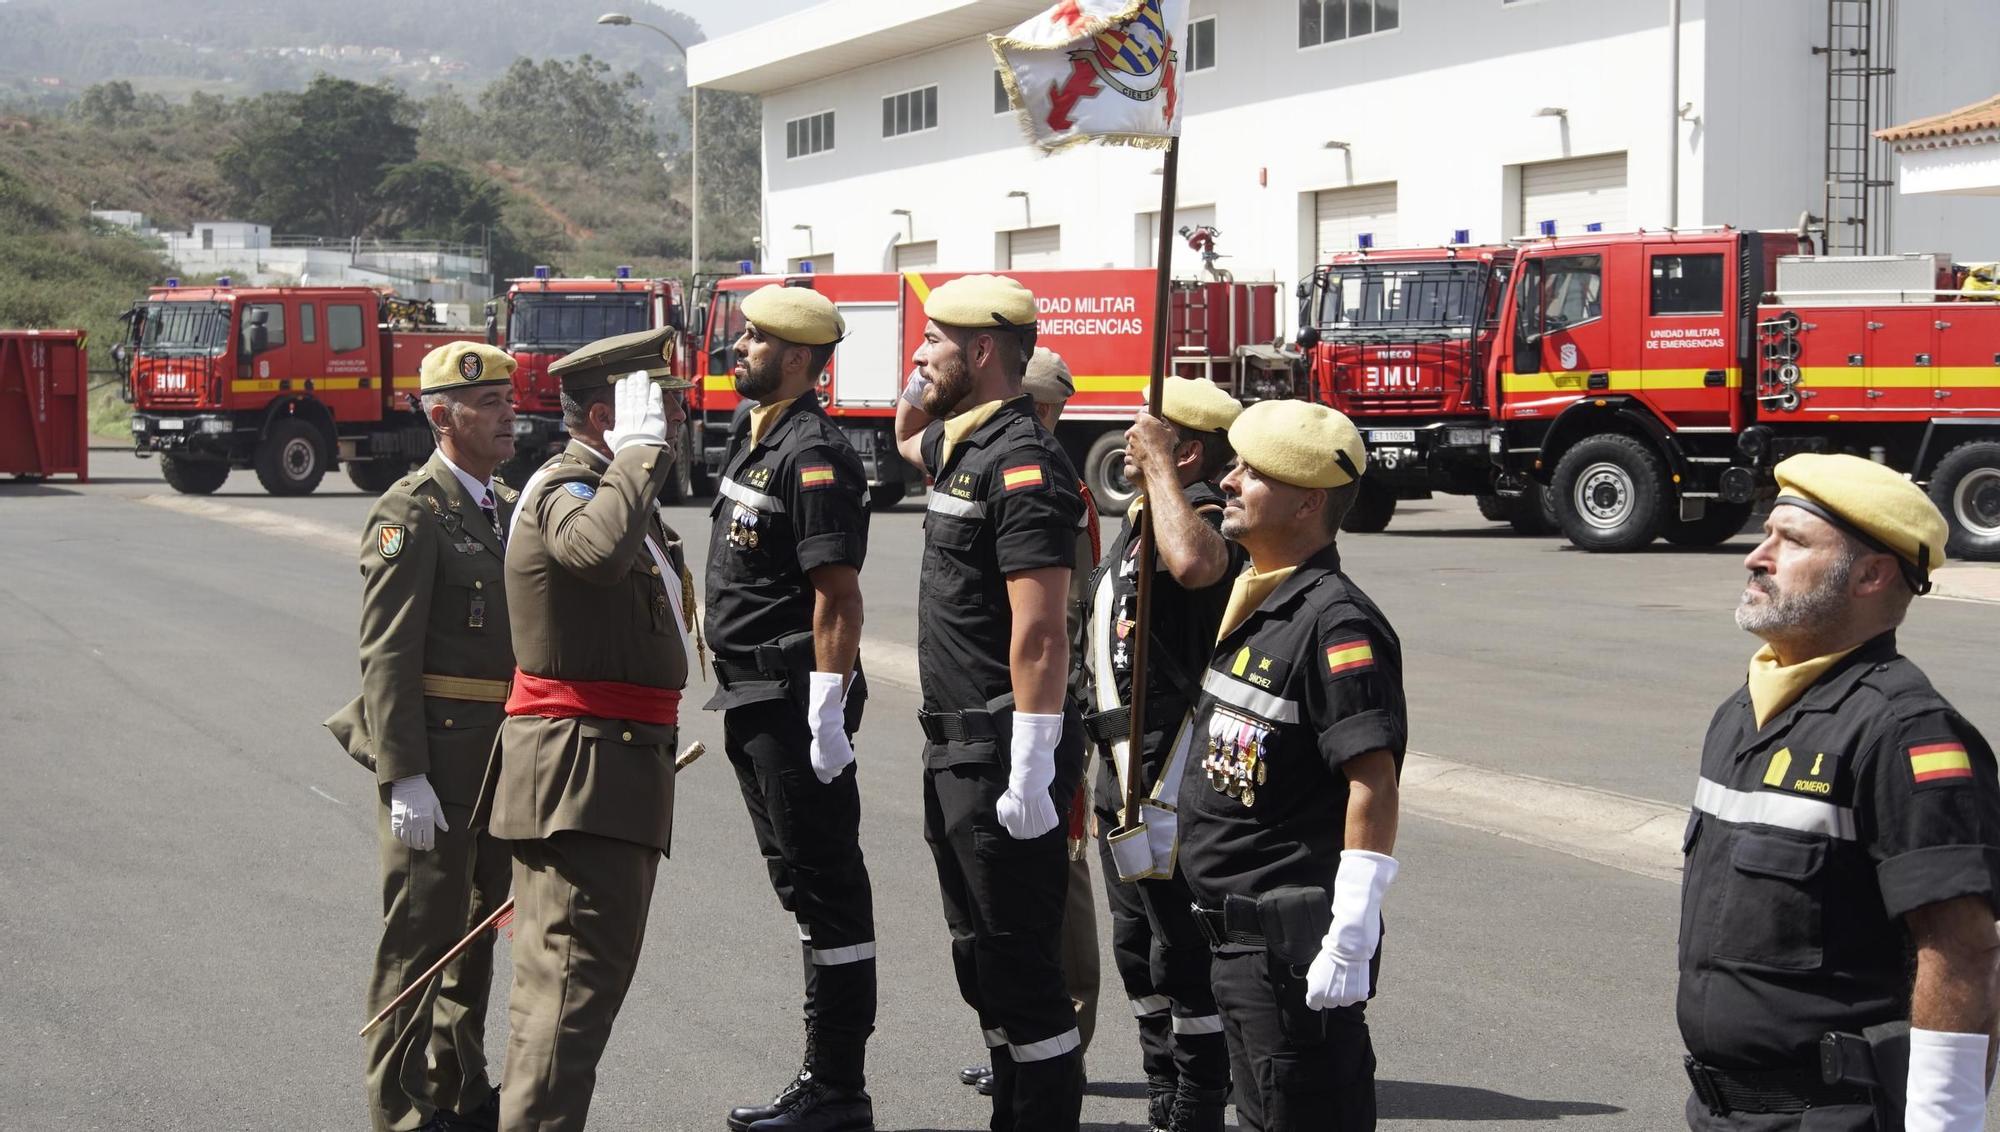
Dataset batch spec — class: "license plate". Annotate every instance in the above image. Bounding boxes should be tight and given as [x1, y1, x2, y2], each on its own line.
[157, 418, 185, 431]
[1369, 429, 1415, 444]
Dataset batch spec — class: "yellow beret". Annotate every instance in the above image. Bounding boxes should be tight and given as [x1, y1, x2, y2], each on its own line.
[1773, 453, 1947, 591]
[741, 284, 845, 346]
[924, 274, 1038, 330]
[1161, 376, 1241, 434]
[1022, 347, 1073, 404]
[1227, 400, 1366, 489]
[419, 342, 515, 393]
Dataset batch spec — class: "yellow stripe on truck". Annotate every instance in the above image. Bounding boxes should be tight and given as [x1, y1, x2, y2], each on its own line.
[229, 377, 371, 394]
[903, 272, 933, 305]
[1498, 368, 1740, 395]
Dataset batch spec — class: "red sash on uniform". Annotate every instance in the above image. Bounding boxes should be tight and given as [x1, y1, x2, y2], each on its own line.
[504, 669, 681, 725]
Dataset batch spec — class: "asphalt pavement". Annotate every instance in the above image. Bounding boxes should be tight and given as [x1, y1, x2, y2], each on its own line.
[4, 452, 1998, 1130]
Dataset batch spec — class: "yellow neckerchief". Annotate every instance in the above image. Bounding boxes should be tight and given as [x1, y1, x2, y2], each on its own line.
[748, 397, 799, 447]
[1216, 565, 1295, 644]
[936, 399, 1008, 469]
[1747, 643, 1862, 729]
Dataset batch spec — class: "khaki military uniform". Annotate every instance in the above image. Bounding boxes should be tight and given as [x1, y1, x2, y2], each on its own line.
[327, 450, 517, 1132]
[483, 438, 688, 1132]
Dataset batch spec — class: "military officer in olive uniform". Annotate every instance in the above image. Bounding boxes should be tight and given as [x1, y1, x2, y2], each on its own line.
[482, 328, 697, 1132]
[892, 275, 1089, 1131]
[330, 341, 520, 1132]
[1176, 401, 1407, 1132]
[705, 285, 878, 1132]
[1679, 454, 2000, 1132]
[1085, 377, 1246, 1132]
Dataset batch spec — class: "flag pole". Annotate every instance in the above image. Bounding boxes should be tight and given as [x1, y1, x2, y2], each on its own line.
[1118, 135, 1180, 841]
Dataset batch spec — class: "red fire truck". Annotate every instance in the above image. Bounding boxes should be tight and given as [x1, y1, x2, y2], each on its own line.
[121, 281, 485, 495]
[489, 267, 696, 495]
[689, 269, 1293, 511]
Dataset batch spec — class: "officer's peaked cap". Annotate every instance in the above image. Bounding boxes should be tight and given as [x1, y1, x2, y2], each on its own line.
[548, 326, 693, 392]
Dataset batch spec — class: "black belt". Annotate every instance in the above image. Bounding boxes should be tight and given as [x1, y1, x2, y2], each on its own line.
[712, 647, 790, 689]
[1190, 901, 1265, 950]
[1081, 705, 1129, 744]
[1683, 1056, 1873, 1116]
[918, 708, 1002, 743]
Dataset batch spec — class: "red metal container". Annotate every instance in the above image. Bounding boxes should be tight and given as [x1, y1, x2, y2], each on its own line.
[0, 329, 90, 482]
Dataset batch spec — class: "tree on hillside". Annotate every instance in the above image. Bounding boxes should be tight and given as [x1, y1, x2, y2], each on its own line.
[477, 55, 656, 171]
[690, 88, 760, 263]
[376, 160, 505, 245]
[219, 76, 418, 235]
[68, 81, 169, 128]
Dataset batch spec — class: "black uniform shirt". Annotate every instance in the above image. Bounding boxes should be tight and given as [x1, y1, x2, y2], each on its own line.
[1677, 632, 2000, 1071]
[917, 396, 1085, 715]
[1178, 543, 1407, 906]
[703, 398, 869, 673]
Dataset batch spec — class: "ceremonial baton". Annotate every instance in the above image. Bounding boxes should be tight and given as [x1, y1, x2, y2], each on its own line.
[359, 739, 708, 1037]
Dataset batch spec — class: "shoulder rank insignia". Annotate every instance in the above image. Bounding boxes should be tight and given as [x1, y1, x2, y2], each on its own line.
[1325, 638, 1376, 677]
[744, 466, 773, 490]
[800, 464, 836, 491]
[1002, 464, 1045, 492]
[378, 524, 407, 559]
[565, 482, 597, 500]
[1761, 747, 1837, 797]
[949, 471, 978, 500]
[1228, 646, 1287, 691]
[1910, 742, 1973, 786]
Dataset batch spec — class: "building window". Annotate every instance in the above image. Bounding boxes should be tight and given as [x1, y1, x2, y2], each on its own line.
[994, 70, 1011, 115]
[1299, 0, 1399, 47]
[1649, 254, 1725, 315]
[883, 86, 938, 138]
[1187, 16, 1216, 71]
[785, 110, 836, 159]
[327, 304, 366, 353]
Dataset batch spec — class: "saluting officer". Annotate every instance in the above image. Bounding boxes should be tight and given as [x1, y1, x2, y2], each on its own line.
[1679, 454, 2000, 1132]
[1083, 377, 1245, 1132]
[481, 328, 698, 1132]
[892, 275, 1089, 1131]
[330, 342, 520, 1132]
[705, 285, 878, 1132]
[1177, 401, 1406, 1132]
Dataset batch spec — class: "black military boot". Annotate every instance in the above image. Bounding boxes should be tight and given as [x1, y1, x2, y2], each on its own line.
[746, 1080, 875, 1131]
[729, 1027, 816, 1132]
[1167, 1084, 1230, 1132]
[1146, 1077, 1179, 1132]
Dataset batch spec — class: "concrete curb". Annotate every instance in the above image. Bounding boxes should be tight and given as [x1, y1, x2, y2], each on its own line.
[143, 493, 1692, 884]
[1930, 565, 2000, 606]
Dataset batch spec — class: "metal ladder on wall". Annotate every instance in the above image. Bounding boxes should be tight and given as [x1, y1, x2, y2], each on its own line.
[1172, 282, 1219, 387]
[1814, 0, 1897, 256]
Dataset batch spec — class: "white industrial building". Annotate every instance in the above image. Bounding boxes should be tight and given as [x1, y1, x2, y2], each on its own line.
[690, 0, 2000, 324]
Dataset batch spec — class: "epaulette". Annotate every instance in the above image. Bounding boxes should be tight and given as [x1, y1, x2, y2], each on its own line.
[1857, 656, 1951, 723]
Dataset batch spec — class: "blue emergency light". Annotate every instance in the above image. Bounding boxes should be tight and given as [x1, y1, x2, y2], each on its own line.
[1585, 222, 1603, 233]
[1451, 228, 1470, 245]
[216, 275, 231, 287]
[533, 265, 551, 280]
[799, 259, 816, 273]
[1356, 233, 1374, 250]
[165, 277, 180, 288]
[1538, 219, 1558, 237]
[616, 265, 632, 279]
[737, 260, 755, 274]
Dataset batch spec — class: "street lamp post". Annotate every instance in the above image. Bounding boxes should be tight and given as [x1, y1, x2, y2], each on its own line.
[598, 12, 699, 279]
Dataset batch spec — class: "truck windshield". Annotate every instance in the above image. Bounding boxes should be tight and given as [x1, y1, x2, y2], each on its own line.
[1316, 263, 1489, 336]
[507, 296, 651, 353]
[135, 302, 231, 354]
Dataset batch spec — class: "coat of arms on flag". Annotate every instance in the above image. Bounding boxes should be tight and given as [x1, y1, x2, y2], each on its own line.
[991, 0, 1188, 153]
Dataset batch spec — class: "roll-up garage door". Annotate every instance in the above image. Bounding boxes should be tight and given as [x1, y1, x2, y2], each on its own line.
[1518, 152, 1627, 238]
[1003, 225, 1062, 269]
[893, 241, 938, 270]
[1313, 183, 1398, 263]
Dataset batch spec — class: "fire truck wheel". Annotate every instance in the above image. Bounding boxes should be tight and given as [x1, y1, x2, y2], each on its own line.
[345, 460, 407, 494]
[1341, 478, 1397, 534]
[1475, 494, 1510, 522]
[160, 456, 229, 495]
[1929, 440, 2000, 560]
[1551, 434, 1668, 552]
[255, 419, 330, 496]
[1662, 500, 1755, 548]
[1083, 430, 1138, 516]
[1506, 481, 1561, 536]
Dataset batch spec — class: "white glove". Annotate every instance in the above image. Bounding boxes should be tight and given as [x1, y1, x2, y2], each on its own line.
[806, 671, 855, 784]
[1304, 849, 1398, 1010]
[1905, 1028, 1989, 1132]
[996, 712, 1063, 839]
[604, 371, 668, 452]
[389, 774, 449, 852]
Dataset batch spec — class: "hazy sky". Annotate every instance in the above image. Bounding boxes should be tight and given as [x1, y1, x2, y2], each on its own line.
[652, 0, 823, 39]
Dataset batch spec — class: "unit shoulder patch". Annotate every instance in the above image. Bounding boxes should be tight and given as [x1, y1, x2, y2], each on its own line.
[564, 481, 597, 500]
[799, 463, 837, 491]
[378, 524, 407, 559]
[1324, 636, 1376, 678]
[1001, 463, 1047, 493]
[1909, 741, 1974, 787]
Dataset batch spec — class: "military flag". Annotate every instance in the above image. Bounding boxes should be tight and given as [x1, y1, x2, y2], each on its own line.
[991, 0, 1188, 153]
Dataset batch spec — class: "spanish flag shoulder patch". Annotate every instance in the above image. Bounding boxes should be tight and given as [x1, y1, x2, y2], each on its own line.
[1325, 638, 1376, 677]
[1002, 464, 1046, 492]
[1909, 741, 1974, 785]
[799, 464, 836, 491]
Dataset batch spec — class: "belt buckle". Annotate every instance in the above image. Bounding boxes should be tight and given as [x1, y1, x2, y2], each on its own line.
[1683, 1056, 1730, 1117]
[1190, 904, 1225, 949]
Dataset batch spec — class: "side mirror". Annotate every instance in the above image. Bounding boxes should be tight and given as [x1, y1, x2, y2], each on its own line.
[668, 303, 686, 333]
[1295, 280, 1311, 301]
[484, 313, 499, 346]
[245, 324, 269, 356]
[1295, 326, 1321, 351]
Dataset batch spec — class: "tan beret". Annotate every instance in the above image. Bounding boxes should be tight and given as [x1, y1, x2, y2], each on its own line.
[1773, 453, 1948, 592]
[1227, 400, 1366, 489]
[924, 274, 1038, 330]
[742, 284, 845, 346]
[1161, 376, 1241, 434]
[419, 342, 515, 393]
[1022, 347, 1073, 404]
